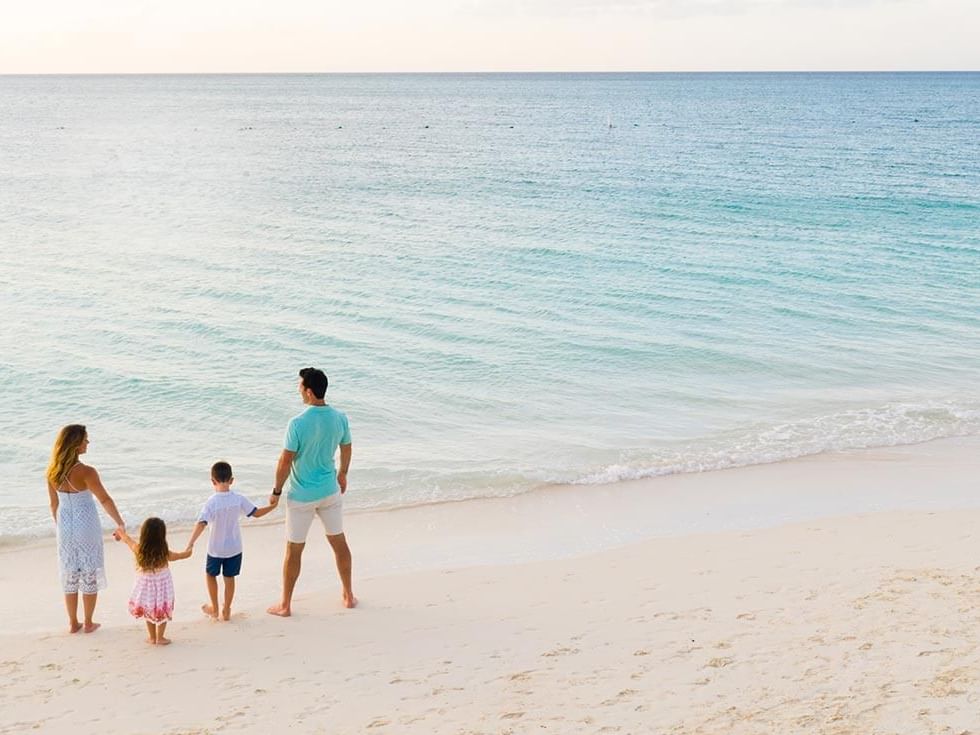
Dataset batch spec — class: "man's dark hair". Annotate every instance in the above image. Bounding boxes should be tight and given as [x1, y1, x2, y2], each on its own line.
[299, 367, 328, 399]
[211, 461, 233, 483]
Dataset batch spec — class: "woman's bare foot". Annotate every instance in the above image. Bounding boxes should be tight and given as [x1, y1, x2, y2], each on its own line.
[342, 591, 358, 609]
[156, 637, 171, 646]
[266, 603, 291, 617]
[82, 622, 101, 633]
[69, 622, 83, 634]
[201, 603, 218, 619]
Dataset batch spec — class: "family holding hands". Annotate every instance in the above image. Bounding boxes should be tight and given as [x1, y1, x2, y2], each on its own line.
[46, 368, 354, 644]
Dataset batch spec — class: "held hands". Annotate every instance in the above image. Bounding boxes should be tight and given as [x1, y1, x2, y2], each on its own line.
[337, 471, 348, 494]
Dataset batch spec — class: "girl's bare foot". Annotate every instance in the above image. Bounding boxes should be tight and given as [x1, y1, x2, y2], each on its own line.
[156, 637, 171, 646]
[69, 622, 83, 634]
[266, 603, 291, 617]
[221, 607, 231, 621]
[82, 622, 100, 633]
[201, 603, 217, 619]
[342, 591, 358, 609]
[146, 637, 157, 645]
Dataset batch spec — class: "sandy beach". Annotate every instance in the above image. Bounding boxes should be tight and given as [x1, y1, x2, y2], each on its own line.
[2, 436, 979, 734]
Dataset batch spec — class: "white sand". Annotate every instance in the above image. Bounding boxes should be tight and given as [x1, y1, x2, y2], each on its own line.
[1, 437, 979, 734]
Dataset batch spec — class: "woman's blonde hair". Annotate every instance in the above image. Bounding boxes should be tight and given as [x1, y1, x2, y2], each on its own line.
[47, 424, 87, 487]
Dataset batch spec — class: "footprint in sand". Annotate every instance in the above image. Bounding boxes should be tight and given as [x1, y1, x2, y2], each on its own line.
[542, 646, 580, 657]
[925, 668, 972, 697]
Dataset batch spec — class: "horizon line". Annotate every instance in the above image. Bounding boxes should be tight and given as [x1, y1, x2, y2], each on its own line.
[1, 69, 978, 77]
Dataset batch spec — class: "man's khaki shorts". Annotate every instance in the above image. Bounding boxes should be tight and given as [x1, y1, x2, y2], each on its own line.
[285, 493, 343, 543]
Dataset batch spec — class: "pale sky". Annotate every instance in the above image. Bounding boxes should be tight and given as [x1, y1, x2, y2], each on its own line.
[0, 0, 976, 74]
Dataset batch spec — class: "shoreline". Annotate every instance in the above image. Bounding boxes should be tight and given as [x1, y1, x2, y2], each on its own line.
[1, 433, 977, 636]
[4, 431, 978, 552]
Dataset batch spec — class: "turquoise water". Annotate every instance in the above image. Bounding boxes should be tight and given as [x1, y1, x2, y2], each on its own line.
[1, 73, 978, 539]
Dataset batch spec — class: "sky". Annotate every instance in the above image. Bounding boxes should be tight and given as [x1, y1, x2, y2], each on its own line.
[0, 0, 976, 73]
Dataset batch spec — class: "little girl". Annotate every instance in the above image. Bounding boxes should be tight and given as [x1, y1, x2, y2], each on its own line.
[115, 518, 192, 645]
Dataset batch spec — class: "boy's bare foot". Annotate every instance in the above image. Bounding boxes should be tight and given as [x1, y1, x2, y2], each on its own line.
[342, 591, 358, 609]
[201, 603, 218, 619]
[82, 622, 100, 633]
[266, 603, 291, 617]
[69, 622, 83, 634]
[156, 637, 171, 646]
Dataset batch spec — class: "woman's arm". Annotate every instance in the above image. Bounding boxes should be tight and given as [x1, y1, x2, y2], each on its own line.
[82, 466, 126, 532]
[113, 528, 138, 553]
[47, 482, 59, 523]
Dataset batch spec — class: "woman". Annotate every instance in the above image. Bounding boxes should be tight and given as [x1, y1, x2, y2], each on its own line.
[46, 424, 126, 633]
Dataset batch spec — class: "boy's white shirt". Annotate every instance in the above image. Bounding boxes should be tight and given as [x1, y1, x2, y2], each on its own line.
[197, 491, 258, 559]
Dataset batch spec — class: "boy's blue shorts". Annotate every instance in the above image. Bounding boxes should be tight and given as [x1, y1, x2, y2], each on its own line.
[206, 553, 243, 578]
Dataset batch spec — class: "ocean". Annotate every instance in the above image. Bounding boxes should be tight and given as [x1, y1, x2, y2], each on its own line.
[1, 72, 978, 540]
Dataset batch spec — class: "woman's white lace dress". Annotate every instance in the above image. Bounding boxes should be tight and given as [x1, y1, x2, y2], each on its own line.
[56, 490, 107, 594]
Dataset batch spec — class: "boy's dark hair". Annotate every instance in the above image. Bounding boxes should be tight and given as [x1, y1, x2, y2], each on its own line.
[299, 367, 328, 399]
[211, 461, 233, 483]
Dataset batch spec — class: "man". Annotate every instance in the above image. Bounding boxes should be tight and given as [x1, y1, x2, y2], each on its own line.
[267, 367, 355, 616]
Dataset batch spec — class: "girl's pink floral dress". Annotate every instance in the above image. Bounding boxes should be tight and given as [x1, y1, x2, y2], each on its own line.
[127, 567, 174, 623]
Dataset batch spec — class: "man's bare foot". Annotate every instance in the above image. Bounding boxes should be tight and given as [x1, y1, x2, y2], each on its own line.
[69, 622, 83, 634]
[82, 622, 100, 633]
[267, 603, 291, 617]
[201, 603, 218, 619]
[156, 637, 171, 646]
[342, 591, 358, 609]
[221, 608, 231, 621]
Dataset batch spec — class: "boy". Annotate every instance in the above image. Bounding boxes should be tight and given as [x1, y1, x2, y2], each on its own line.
[187, 461, 276, 620]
